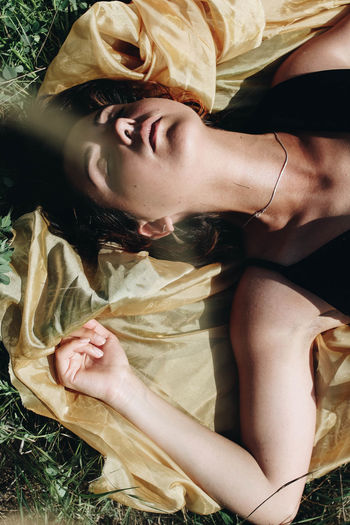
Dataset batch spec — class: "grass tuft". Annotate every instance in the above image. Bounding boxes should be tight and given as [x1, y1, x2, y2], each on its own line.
[0, 0, 89, 113]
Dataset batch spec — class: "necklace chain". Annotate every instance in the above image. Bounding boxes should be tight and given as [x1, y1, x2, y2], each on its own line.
[242, 131, 289, 228]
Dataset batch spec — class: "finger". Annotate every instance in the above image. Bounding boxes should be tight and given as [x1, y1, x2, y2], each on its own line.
[83, 319, 115, 340]
[61, 327, 107, 347]
[55, 340, 100, 386]
[56, 338, 104, 360]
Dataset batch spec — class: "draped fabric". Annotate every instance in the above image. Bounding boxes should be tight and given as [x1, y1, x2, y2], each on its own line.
[2, 0, 350, 514]
[39, 0, 350, 110]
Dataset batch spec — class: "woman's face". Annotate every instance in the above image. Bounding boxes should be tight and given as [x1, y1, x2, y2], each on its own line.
[63, 97, 208, 224]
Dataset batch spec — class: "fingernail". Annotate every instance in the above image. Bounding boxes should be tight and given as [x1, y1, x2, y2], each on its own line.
[94, 335, 106, 345]
[78, 338, 90, 344]
[94, 348, 104, 357]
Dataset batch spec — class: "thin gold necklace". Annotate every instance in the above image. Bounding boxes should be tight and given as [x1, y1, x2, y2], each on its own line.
[242, 131, 288, 228]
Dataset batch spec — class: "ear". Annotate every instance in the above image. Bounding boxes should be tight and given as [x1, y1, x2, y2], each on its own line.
[138, 216, 174, 240]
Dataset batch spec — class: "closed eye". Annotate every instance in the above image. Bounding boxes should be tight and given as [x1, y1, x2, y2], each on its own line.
[93, 106, 122, 178]
[84, 147, 110, 183]
[105, 151, 111, 178]
[96, 147, 113, 179]
[93, 105, 125, 128]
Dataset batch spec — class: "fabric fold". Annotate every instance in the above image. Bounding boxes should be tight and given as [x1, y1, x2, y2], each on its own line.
[3, 0, 350, 514]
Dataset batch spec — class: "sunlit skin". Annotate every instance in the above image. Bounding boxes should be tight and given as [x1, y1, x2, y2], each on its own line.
[64, 98, 218, 228]
[64, 96, 300, 239]
[64, 92, 350, 255]
[58, 13, 350, 524]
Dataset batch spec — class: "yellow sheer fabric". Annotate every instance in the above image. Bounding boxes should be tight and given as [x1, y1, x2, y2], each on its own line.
[40, 0, 350, 110]
[2, 0, 350, 514]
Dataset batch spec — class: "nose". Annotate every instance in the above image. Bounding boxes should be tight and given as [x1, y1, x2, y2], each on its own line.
[114, 117, 135, 145]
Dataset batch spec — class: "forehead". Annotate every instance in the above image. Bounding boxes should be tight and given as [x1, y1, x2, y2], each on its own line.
[63, 111, 97, 190]
[66, 109, 96, 145]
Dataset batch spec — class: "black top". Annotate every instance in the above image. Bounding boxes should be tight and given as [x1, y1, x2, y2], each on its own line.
[246, 230, 350, 315]
[233, 70, 350, 315]
[249, 69, 350, 134]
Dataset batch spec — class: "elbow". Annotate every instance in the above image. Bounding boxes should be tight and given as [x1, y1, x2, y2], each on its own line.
[246, 509, 299, 525]
[236, 496, 301, 525]
[279, 503, 299, 525]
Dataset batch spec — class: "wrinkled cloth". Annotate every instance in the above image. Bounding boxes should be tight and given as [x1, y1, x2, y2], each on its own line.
[4, 211, 240, 514]
[4, 211, 350, 514]
[39, 0, 350, 111]
[2, 0, 350, 514]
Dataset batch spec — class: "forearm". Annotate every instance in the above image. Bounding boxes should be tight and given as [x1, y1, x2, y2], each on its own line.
[109, 372, 302, 525]
[55, 320, 312, 524]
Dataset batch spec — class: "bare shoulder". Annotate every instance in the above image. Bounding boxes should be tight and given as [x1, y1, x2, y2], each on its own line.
[273, 11, 350, 86]
[231, 266, 347, 350]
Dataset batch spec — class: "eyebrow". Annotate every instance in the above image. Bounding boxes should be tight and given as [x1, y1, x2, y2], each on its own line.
[93, 105, 105, 126]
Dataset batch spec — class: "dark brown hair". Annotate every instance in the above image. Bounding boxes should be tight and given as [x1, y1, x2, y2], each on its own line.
[2, 79, 242, 266]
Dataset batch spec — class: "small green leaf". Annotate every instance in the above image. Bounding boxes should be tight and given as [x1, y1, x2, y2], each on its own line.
[0, 252, 13, 264]
[0, 274, 10, 285]
[3, 16, 16, 31]
[0, 211, 12, 229]
[56, 485, 67, 498]
[20, 34, 32, 47]
[219, 511, 234, 525]
[45, 466, 59, 476]
[0, 225, 12, 235]
[2, 65, 17, 81]
[57, 0, 69, 11]
[31, 21, 40, 32]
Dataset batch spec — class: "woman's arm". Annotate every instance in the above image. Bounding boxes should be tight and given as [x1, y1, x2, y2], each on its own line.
[55, 273, 324, 524]
[273, 10, 350, 85]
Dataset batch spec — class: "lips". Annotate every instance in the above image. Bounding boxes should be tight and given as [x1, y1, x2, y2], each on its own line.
[149, 117, 161, 152]
[138, 116, 161, 152]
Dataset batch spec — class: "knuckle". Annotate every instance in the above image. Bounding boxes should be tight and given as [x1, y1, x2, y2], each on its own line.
[84, 319, 98, 329]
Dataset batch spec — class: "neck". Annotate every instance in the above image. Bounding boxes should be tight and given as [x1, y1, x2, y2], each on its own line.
[194, 127, 293, 226]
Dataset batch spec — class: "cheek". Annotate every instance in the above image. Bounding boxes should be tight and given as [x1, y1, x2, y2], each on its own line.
[167, 118, 203, 174]
[122, 170, 181, 219]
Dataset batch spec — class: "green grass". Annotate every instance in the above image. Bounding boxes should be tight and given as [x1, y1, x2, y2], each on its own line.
[0, 0, 89, 112]
[0, 1, 349, 523]
[0, 346, 348, 524]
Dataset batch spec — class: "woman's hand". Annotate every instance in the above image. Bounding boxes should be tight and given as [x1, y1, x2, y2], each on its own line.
[55, 319, 133, 408]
